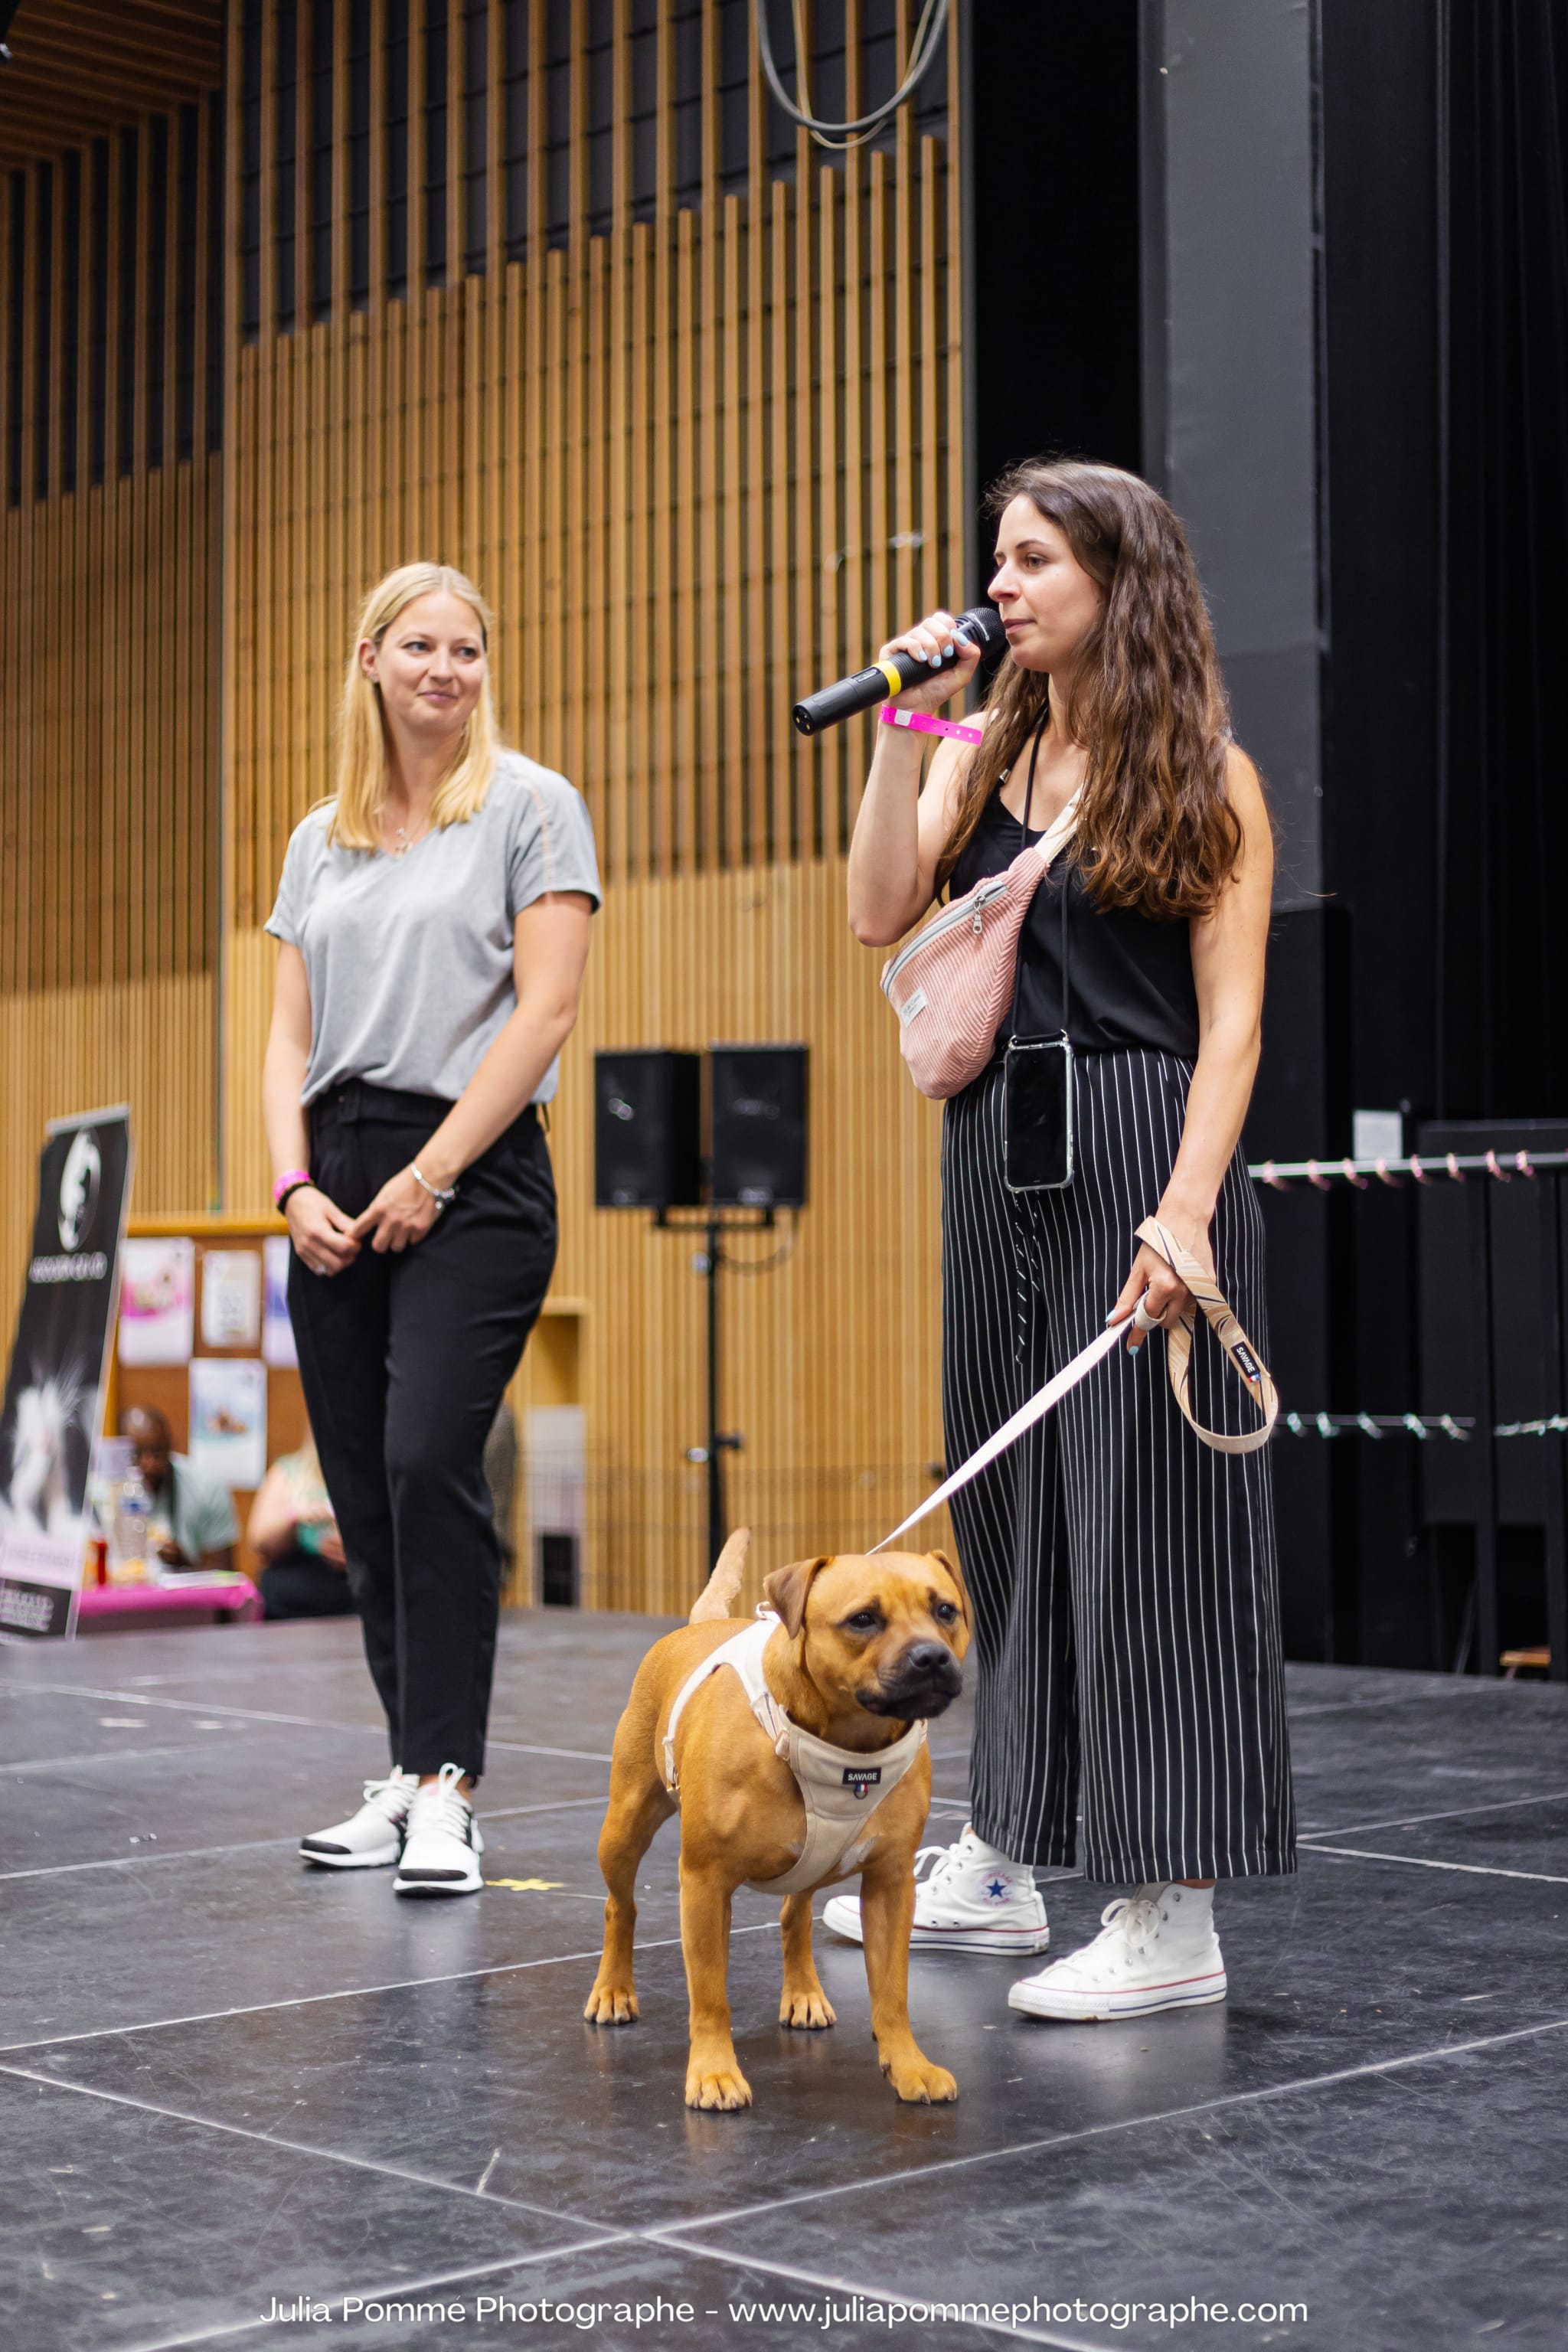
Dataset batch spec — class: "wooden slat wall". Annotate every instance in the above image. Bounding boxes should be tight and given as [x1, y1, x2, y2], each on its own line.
[0, 3, 224, 168]
[3, 4, 966, 1612]
[554, 858, 954, 1612]
[222, 2, 965, 1609]
[224, 1, 963, 910]
[0, 113, 224, 1357]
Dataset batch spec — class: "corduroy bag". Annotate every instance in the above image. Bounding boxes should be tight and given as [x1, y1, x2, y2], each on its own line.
[879, 732, 1078, 1102]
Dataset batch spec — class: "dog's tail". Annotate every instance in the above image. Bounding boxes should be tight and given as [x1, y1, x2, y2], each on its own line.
[689, 1526, 751, 1623]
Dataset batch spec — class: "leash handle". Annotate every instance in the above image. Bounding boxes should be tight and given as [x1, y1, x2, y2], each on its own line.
[1134, 1216, 1279, 1455]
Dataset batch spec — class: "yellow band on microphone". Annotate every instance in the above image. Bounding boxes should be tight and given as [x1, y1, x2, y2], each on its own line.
[876, 658, 904, 697]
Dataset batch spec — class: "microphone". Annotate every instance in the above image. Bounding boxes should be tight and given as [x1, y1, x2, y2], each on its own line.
[791, 605, 1006, 736]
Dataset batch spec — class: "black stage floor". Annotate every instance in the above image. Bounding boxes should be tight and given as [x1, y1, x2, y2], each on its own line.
[2, 1613, 1566, 2352]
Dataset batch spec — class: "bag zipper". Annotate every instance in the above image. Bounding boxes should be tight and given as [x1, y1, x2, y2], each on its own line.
[880, 876, 1009, 995]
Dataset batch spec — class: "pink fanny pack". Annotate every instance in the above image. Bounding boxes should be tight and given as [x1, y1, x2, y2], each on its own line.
[880, 796, 1080, 1102]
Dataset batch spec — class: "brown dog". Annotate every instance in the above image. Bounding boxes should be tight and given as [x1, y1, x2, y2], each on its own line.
[583, 1530, 971, 2111]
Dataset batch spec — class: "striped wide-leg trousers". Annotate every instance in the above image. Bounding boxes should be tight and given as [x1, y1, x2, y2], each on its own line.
[941, 1050, 1296, 1883]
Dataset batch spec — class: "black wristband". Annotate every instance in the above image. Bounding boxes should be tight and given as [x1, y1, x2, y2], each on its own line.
[276, 1179, 315, 1214]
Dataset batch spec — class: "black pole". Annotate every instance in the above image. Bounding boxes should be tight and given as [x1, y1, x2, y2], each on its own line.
[705, 1212, 725, 1569]
[1468, 1179, 1499, 1675]
[1540, 1176, 1568, 1682]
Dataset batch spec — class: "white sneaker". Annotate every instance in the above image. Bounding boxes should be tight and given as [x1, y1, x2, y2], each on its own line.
[299, 1769, 419, 1870]
[1008, 1883, 1226, 2020]
[393, 1763, 485, 1896]
[822, 1826, 1050, 1955]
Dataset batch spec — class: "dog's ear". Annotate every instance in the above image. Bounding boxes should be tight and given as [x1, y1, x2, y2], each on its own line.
[762, 1555, 832, 1639]
[928, 1548, 972, 1634]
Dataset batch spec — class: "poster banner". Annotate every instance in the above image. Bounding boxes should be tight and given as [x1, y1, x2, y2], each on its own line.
[262, 1234, 298, 1369]
[118, 1236, 195, 1367]
[0, 1108, 133, 1642]
[201, 1249, 261, 1348]
[188, 1357, 267, 1489]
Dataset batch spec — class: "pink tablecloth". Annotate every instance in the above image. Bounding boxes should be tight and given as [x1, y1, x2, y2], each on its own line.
[77, 1576, 263, 1625]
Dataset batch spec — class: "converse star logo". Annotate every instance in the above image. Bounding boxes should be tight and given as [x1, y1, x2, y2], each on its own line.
[985, 1877, 1010, 1901]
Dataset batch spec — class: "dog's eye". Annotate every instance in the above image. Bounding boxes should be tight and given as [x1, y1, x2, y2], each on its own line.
[844, 1610, 880, 1632]
[933, 1601, 959, 1624]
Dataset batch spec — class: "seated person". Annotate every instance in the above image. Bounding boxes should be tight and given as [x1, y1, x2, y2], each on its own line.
[122, 1405, 239, 1574]
[247, 1436, 355, 1622]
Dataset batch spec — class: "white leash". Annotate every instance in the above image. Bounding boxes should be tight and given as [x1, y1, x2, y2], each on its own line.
[869, 1318, 1125, 1553]
[868, 1223, 1278, 1553]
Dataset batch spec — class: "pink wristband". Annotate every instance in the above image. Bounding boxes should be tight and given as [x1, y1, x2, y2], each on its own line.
[879, 704, 983, 746]
[272, 1168, 312, 1207]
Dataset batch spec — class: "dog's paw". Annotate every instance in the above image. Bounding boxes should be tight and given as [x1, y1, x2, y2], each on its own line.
[779, 1987, 837, 2030]
[884, 2055, 958, 2105]
[583, 1981, 639, 2025]
[684, 2061, 753, 2111]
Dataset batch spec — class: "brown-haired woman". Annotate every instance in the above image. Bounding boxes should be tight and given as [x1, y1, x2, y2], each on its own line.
[829, 459, 1293, 2021]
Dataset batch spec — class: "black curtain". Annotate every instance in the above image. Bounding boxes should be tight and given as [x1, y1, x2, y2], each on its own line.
[1438, 0, 1568, 1117]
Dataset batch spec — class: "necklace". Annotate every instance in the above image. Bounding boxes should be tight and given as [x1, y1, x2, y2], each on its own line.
[376, 803, 431, 857]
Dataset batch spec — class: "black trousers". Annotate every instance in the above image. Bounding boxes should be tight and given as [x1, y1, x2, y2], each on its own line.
[287, 1081, 557, 1779]
[942, 1051, 1295, 1883]
[259, 1550, 358, 1621]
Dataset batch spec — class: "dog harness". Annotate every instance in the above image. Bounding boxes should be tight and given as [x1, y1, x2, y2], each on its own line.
[660, 1613, 927, 1896]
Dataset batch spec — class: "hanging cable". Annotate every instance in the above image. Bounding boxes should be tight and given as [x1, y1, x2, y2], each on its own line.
[753, 0, 949, 153]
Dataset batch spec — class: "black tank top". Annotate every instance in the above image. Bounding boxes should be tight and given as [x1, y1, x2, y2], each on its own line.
[948, 792, 1200, 1060]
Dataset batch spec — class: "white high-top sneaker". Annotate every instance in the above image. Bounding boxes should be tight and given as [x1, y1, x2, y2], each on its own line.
[299, 1769, 419, 1870]
[822, 1825, 1050, 1954]
[394, 1762, 485, 1896]
[1008, 1882, 1225, 2020]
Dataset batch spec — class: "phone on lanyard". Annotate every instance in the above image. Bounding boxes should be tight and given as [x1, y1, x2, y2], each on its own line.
[1004, 1034, 1074, 1191]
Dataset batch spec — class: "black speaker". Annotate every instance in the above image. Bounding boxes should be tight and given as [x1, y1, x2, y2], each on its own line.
[710, 1045, 808, 1208]
[537, 1531, 579, 1607]
[594, 1049, 703, 1208]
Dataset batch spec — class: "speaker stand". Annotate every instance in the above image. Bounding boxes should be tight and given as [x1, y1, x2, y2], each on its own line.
[655, 1207, 784, 1575]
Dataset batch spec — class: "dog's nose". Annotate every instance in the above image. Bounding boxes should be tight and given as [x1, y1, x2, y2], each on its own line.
[902, 1642, 961, 1684]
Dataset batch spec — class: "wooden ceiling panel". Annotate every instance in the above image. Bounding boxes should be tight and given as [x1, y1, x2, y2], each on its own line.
[0, 0, 224, 168]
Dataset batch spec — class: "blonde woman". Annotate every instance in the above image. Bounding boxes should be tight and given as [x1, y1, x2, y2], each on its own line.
[262, 562, 599, 1896]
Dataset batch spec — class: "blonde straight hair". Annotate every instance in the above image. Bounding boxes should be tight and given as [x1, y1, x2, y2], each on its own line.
[326, 561, 501, 850]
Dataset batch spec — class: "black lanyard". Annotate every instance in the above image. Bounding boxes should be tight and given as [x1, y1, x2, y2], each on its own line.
[1007, 710, 1070, 1044]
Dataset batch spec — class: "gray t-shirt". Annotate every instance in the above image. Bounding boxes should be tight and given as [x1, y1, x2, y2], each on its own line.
[265, 751, 601, 1105]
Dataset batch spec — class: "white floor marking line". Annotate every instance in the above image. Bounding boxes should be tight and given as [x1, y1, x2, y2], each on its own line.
[2, 1693, 620, 1769]
[113, 2233, 635, 2352]
[1286, 1683, 1545, 1718]
[1298, 1787, 1568, 1839]
[0, 1795, 607, 1883]
[0, 1678, 358, 1730]
[482, 1738, 614, 1762]
[1301, 1843, 1568, 1885]
[659, 2013, 1568, 2235]
[0, 1921, 779, 2054]
[31, 2007, 1568, 2352]
[0, 2060, 608, 2235]
[0, 1676, 616, 1760]
[3, 1745, 230, 1775]
[0, 1834, 300, 1880]
[648, 2236, 1096, 2351]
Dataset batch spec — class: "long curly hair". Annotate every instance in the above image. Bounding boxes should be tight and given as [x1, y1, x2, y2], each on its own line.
[937, 460, 1245, 917]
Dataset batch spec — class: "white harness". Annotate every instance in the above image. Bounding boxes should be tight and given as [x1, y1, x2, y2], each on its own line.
[661, 1614, 927, 1896]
